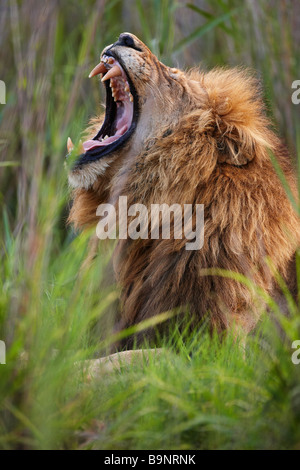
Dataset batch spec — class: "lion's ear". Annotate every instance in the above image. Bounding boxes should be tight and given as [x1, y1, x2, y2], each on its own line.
[215, 125, 256, 166]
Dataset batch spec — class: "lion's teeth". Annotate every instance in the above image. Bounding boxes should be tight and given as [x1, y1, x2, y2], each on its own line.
[125, 84, 129, 92]
[67, 137, 74, 153]
[129, 93, 133, 102]
[112, 86, 119, 101]
[103, 135, 109, 140]
[88, 61, 107, 78]
[102, 65, 122, 82]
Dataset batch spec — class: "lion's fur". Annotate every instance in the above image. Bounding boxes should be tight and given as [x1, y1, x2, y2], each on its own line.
[68, 34, 300, 344]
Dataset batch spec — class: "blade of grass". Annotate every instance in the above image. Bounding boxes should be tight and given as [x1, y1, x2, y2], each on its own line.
[185, 3, 233, 35]
[0, 161, 20, 167]
[174, 7, 240, 53]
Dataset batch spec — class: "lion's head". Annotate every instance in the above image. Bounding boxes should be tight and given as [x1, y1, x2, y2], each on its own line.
[67, 32, 208, 190]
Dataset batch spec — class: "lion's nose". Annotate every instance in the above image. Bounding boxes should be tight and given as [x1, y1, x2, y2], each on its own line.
[118, 33, 135, 48]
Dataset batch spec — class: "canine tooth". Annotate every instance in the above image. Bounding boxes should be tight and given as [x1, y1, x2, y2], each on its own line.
[89, 62, 107, 78]
[125, 84, 130, 92]
[101, 65, 122, 82]
[129, 93, 133, 102]
[67, 137, 74, 153]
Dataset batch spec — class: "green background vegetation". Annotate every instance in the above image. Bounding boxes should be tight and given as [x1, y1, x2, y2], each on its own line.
[0, 0, 300, 449]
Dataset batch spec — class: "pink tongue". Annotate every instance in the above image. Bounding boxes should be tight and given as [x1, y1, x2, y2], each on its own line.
[83, 135, 120, 152]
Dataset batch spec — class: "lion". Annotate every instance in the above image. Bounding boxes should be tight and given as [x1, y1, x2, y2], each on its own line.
[67, 32, 300, 349]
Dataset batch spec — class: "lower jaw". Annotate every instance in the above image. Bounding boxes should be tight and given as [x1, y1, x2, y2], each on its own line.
[74, 121, 137, 167]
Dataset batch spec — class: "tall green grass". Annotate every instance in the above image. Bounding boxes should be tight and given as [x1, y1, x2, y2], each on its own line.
[0, 0, 300, 449]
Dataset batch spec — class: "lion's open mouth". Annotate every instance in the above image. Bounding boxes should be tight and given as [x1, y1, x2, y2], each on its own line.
[73, 53, 138, 166]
